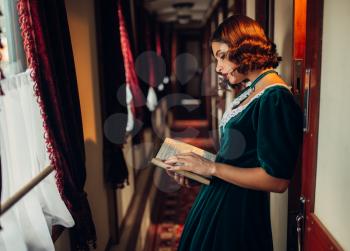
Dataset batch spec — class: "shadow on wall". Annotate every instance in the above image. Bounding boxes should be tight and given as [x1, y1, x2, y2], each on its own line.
[83, 139, 112, 250]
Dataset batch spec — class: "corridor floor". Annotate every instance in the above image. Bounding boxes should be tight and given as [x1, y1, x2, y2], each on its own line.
[144, 119, 216, 251]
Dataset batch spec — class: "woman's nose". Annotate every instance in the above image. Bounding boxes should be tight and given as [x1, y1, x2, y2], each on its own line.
[216, 63, 223, 73]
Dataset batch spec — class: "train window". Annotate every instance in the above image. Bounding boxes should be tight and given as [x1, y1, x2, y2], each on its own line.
[0, 0, 26, 77]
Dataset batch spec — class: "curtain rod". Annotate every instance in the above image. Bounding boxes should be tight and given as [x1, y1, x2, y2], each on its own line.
[0, 165, 54, 216]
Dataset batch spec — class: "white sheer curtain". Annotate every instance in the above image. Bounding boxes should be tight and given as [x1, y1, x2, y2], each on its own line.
[0, 70, 74, 251]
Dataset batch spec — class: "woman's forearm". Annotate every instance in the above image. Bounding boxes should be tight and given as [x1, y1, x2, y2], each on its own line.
[212, 162, 289, 193]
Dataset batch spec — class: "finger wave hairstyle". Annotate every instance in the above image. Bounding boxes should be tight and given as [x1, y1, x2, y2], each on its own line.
[211, 15, 282, 75]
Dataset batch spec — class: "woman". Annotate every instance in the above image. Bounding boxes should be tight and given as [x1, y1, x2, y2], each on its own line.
[164, 15, 303, 251]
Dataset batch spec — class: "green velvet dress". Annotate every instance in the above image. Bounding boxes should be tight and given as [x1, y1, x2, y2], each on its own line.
[177, 85, 303, 251]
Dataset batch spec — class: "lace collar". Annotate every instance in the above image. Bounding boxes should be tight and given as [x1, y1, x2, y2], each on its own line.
[219, 84, 292, 129]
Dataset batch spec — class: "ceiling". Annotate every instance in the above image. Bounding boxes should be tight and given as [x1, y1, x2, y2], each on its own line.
[144, 0, 218, 28]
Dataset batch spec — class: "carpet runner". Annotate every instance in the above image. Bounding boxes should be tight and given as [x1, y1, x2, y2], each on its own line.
[144, 119, 215, 251]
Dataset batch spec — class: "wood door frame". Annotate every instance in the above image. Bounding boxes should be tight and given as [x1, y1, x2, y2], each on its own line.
[287, 0, 307, 249]
[228, 0, 246, 15]
[300, 0, 344, 249]
[255, 0, 274, 40]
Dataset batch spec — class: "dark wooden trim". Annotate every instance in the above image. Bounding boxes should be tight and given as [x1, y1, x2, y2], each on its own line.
[107, 187, 119, 243]
[129, 0, 138, 54]
[255, 0, 267, 31]
[292, 0, 307, 99]
[287, 1, 308, 249]
[212, 8, 219, 27]
[268, 0, 274, 41]
[255, 0, 274, 40]
[305, 214, 344, 251]
[289, 0, 307, 210]
[228, 0, 246, 15]
[293, 0, 307, 59]
[221, 0, 228, 18]
[302, 0, 324, 216]
[302, 0, 324, 247]
[300, 0, 344, 250]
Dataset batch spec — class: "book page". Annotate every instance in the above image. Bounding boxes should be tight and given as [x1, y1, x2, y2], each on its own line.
[151, 138, 216, 185]
[155, 138, 216, 162]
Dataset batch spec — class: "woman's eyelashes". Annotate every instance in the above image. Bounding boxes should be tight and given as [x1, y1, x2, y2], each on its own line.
[218, 52, 226, 60]
[213, 51, 226, 61]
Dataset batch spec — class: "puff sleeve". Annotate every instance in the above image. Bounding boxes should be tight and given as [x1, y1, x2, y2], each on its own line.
[254, 88, 303, 179]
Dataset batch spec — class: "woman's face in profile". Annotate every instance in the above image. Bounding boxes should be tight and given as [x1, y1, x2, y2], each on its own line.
[211, 42, 245, 85]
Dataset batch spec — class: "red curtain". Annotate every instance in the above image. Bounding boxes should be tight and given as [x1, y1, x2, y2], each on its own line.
[17, 0, 96, 249]
[95, 0, 130, 189]
[118, 0, 144, 114]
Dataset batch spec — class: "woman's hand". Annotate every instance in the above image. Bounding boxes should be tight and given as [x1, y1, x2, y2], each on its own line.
[164, 152, 216, 177]
[165, 169, 201, 188]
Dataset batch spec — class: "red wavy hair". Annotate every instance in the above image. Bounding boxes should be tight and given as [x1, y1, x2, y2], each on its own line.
[211, 15, 281, 74]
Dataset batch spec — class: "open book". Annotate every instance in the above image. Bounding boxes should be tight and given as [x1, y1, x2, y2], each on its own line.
[151, 138, 216, 185]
